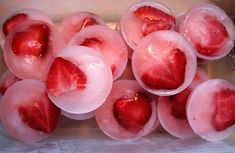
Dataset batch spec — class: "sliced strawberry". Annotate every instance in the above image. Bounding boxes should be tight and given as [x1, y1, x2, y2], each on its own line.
[0, 74, 21, 95]
[3, 13, 28, 36]
[134, 6, 175, 36]
[46, 57, 87, 97]
[192, 15, 228, 56]
[111, 64, 116, 74]
[11, 24, 49, 57]
[141, 48, 186, 90]
[76, 17, 98, 33]
[18, 92, 60, 132]
[80, 37, 102, 52]
[113, 92, 152, 133]
[213, 89, 235, 131]
[80, 17, 98, 29]
[170, 88, 191, 119]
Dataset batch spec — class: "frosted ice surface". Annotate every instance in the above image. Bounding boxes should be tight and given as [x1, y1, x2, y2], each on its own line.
[0, 117, 235, 153]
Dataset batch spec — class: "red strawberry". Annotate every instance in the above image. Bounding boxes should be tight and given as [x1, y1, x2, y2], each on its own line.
[46, 57, 87, 97]
[76, 17, 98, 33]
[113, 92, 152, 133]
[193, 15, 228, 56]
[11, 24, 49, 57]
[80, 38, 116, 74]
[134, 6, 175, 36]
[170, 88, 191, 119]
[141, 48, 186, 90]
[0, 74, 21, 95]
[18, 92, 60, 132]
[3, 13, 28, 36]
[80, 37, 102, 52]
[213, 89, 235, 131]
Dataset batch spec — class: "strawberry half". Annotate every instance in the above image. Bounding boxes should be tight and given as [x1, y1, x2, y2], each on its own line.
[193, 15, 228, 56]
[170, 88, 191, 119]
[46, 57, 87, 97]
[11, 24, 49, 57]
[18, 92, 60, 132]
[213, 89, 235, 131]
[0, 73, 21, 95]
[76, 17, 98, 33]
[141, 48, 186, 90]
[113, 92, 152, 133]
[3, 13, 28, 36]
[80, 37, 102, 52]
[134, 6, 175, 36]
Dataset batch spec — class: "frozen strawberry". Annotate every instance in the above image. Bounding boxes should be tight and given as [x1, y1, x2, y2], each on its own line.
[141, 48, 186, 90]
[58, 12, 106, 43]
[169, 88, 191, 119]
[194, 16, 228, 56]
[134, 6, 175, 36]
[12, 24, 49, 57]
[158, 68, 208, 138]
[113, 93, 152, 133]
[132, 30, 197, 96]
[46, 46, 112, 114]
[96, 80, 158, 140]
[0, 70, 21, 95]
[213, 89, 235, 131]
[78, 17, 98, 31]
[3, 20, 65, 81]
[46, 57, 87, 97]
[187, 79, 235, 141]
[119, 0, 175, 50]
[68, 25, 128, 80]
[18, 92, 60, 133]
[80, 37, 102, 52]
[0, 8, 53, 49]
[0, 79, 60, 142]
[178, 4, 235, 60]
[3, 13, 28, 36]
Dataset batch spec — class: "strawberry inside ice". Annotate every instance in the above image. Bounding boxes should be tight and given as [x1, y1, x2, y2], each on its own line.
[80, 37, 102, 52]
[80, 37, 116, 74]
[141, 48, 186, 90]
[134, 6, 175, 36]
[213, 89, 235, 131]
[3, 13, 28, 36]
[170, 88, 191, 119]
[18, 92, 60, 132]
[189, 15, 228, 56]
[46, 57, 87, 97]
[11, 24, 49, 57]
[113, 92, 152, 133]
[0, 73, 21, 95]
[69, 17, 98, 35]
[77, 17, 98, 32]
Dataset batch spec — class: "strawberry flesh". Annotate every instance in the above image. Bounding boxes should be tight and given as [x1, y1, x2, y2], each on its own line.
[18, 92, 60, 132]
[80, 38, 116, 74]
[213, 89, 235, 131]
[191, 15, 228, 56]
[46, 57, 87, 97]
[75, 17, 98, 33]
[0, 74, 21, 95]
[3, 13, 28, 36]
[80, 37, 102, 52]
[113, 92, 152, 133]
[141, 48, 186, 90]
[134, 6, 175, 36]
[170, 88, 191, 119]
[11, 24, 49, 57]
